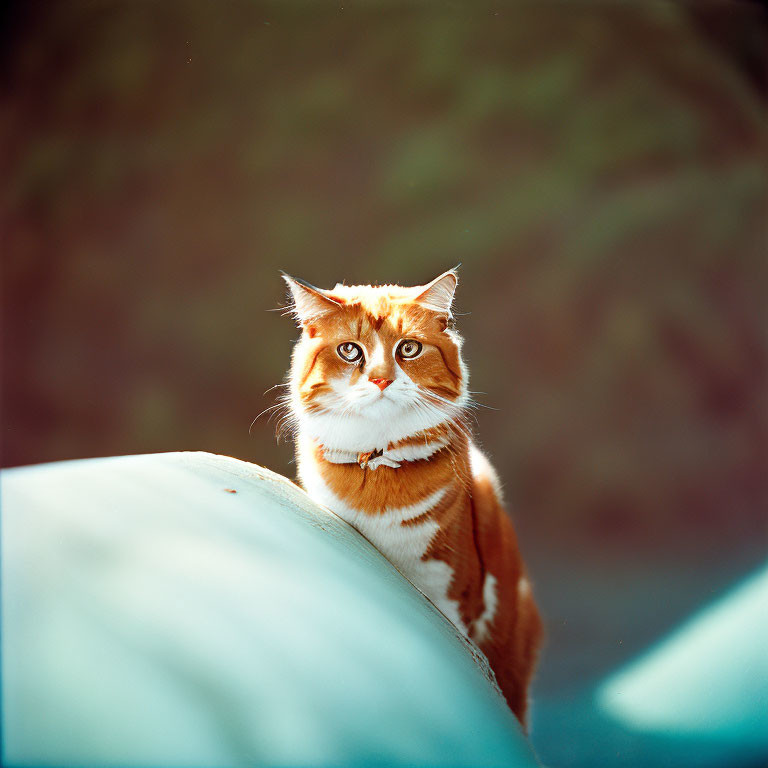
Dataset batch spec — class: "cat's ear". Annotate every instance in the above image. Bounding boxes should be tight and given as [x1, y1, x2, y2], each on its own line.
[282, 273, 342, 325]
[414, 268, 458, 317]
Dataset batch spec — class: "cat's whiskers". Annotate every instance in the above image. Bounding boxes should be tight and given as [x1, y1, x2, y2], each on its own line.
[251, 388, 301, 443]
[263, 382, 290, 396]
[405, 395, 473, 460]
[249, 399, 289, 434]
[421, 391, 476, 434]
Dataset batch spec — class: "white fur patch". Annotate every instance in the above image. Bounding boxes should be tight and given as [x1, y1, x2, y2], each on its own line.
[367, 339, 387, 370]
[297, 444, 466, 633]
[471, 572, 499, 644]
[386, 438, 449, 464]
[469, 443, 504, 503]
[296, 389, 467, 453]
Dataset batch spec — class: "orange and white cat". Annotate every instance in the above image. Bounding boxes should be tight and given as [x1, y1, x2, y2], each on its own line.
[282, 269, 542, 725]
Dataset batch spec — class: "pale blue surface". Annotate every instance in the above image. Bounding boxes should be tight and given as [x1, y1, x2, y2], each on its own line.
[597, 565, 768, 742]
[531, 565, 768, 768]
[1, 452, 537, 768]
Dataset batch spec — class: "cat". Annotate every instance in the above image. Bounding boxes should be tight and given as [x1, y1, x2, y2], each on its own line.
[281, 268, 542, 726]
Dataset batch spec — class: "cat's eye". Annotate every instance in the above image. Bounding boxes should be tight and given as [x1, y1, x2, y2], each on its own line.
[397, 339, 423, 359]
[337, 342, 363, 362]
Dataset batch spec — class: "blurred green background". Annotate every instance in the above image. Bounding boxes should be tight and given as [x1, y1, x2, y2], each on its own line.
[2, 1, 766, 764]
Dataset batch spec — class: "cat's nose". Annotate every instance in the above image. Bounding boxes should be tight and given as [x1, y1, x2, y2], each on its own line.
[369, 377, 393, 391]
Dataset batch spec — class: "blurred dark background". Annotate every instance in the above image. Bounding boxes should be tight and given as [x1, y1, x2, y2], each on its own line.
[2, 1, 766, 765]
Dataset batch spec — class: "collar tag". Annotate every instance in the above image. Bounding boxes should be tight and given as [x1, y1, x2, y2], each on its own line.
[357, 448, 383, 470]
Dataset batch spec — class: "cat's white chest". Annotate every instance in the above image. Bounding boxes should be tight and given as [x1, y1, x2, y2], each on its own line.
[345, 490, 465, 629]
[298, 448, 465, 633]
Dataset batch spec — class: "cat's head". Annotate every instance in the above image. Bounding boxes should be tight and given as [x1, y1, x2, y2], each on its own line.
[282, 269, 468, 452]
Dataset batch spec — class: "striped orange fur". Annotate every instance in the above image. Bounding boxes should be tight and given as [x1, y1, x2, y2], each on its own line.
[282, 269, 542, 725]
